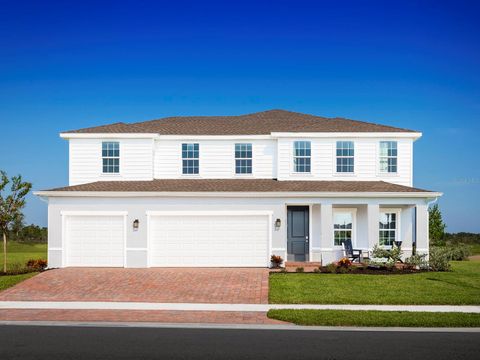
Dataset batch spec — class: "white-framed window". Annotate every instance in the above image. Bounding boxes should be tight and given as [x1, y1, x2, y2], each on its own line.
[336, 141, 354, 173]
[235, 143, 252, 174]
[293, 141, 311, 173]
[379, 141, 398, 173]
[333, 210, 355, 247]
[102, 141, 120, 173]
[379, 211, 398, 247]
[182, 143, 199, 174]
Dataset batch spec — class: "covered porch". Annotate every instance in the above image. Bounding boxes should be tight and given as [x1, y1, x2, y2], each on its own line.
[279, 198, 431, 265]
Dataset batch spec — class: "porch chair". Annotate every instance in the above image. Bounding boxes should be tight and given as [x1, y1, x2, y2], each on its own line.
[342, 239, 363, 263]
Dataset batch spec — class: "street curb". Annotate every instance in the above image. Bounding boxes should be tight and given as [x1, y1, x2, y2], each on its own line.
[1, 320, 480, 332]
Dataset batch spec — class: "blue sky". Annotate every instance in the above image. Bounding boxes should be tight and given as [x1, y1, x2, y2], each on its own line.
[0, 0, 479, 232]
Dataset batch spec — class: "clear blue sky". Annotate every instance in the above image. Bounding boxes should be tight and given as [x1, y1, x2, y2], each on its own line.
[0, 0, 479, 232]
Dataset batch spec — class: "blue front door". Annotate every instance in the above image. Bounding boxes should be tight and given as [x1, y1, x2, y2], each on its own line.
[287, 206, 309, 261]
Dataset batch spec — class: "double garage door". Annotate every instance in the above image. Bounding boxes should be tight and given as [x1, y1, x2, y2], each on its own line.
[65, 212, 270, 267]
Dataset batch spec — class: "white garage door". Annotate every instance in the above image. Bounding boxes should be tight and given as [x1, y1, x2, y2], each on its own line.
[149, 213, 270, 267]
[65, 215, 125, 267]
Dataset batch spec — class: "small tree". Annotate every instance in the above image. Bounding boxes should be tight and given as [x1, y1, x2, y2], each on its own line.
[429, 204, 446, 246]
[0, 171, 32, 273]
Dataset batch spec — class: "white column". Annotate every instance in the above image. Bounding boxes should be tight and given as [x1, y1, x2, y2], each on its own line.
[367, 204, 380, 250]
[415, 204, 429, 256]
[320, 204, 333, 248]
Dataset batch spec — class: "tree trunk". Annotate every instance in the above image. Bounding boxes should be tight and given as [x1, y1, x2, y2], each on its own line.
[3, 231, 6, 274]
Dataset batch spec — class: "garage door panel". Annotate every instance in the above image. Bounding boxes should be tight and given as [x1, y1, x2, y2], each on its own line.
[66, 215, 125, 267]
[150, 214, 269, 267]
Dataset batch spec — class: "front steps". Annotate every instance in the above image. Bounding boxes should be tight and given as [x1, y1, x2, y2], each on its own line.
[284, 261, 322, 272]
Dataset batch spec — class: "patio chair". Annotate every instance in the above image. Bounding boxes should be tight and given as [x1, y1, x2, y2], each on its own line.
[342, 239, 362, 263]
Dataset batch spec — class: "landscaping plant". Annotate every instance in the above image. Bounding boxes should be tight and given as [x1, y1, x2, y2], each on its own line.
[270, 255, 284, 268]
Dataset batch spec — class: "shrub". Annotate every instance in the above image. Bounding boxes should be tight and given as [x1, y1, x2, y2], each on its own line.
[336, 266, 349, 274]
[429, 247, 451, 271]
[295, 267, 304, 273]
[270, 255, 284, 268]
[337, 257, 352, 268]
[372, 244, 403, 263]
[445, 244, 471, 261]
[26, 259, 48, 271]
[323, 263, 337, 274]
[313, 267, 321, 273]
[4, 263, 28, 275]
[404, 253, 428, 270]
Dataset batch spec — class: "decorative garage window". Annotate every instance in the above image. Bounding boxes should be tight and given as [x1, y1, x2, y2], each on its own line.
[333, 211, 354, 246]
[379, 141, 398, 173]
[379, 212, 397, 247]
[182, 143, 199, 174]
[336, 141, 354, 173]
[102, 142, 120, 173]
[293, 141, 311, 173]
[235, 143, 252, 174]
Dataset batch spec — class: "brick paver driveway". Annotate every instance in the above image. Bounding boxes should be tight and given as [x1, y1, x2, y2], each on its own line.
[0, 268, 269, 304]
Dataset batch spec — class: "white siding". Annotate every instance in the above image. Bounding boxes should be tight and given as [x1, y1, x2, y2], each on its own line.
[69, 138, 154, 185]
[154, 139, 276, 179]
[277, 137, 413, 186]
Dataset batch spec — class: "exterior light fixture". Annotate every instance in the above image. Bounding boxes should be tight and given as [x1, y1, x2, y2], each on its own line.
[274, 218, 281, 230]
[133, 219, 139, 231]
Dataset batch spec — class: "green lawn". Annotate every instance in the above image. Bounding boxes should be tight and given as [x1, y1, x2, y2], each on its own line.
[267, 309, 480, 327]
[0, 241, 47, 271]
[269, 260, 480, 305]
[0, 273, 37, 291]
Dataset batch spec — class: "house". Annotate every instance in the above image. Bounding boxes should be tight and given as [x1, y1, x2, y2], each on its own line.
[35, 109, 441, 268]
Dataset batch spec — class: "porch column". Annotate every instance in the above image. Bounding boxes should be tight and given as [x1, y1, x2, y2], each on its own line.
[367, 204, 379, 250]
[319, 203, 333, 256]
[415, 204, 429, 256]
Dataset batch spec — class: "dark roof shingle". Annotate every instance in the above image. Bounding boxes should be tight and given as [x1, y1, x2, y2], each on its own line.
[43, 179, 433, 193]
[63, 109, 417, 135]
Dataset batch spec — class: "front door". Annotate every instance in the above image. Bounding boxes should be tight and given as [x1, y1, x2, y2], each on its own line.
[287, 206, 309, 261]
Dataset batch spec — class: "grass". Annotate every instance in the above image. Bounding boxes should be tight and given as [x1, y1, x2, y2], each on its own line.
[0, 241, 47, 271]
[269, 260, 480, 305]
[0, 272, 37, 291]
[267, 309, 480, 327]
[0, 241, 46, 291]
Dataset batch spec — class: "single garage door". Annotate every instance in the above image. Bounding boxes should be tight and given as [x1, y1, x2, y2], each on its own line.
[149, 213, 270, 267]
[65, 215, 125, 267]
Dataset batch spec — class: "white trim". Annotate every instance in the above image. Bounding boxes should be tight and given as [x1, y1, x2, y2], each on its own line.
[35, 191, 443, 198]
[126, 248, 148, 251]
[48, 247, 63, 251]
[271, 132, 422, 139]
[271, 248, 286, 252]
[60, 211, 128, 216]
[333, 208, 357, 248]
[159, 135, 273, 140]
[60, 133, 159, 139]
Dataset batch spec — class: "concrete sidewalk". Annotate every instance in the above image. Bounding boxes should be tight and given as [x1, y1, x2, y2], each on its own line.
[1, 301, 479, 313]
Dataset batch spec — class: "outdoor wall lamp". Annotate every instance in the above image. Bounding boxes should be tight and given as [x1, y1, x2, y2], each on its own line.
[274, 218, 281, 230]
[133, 219, 139, 231]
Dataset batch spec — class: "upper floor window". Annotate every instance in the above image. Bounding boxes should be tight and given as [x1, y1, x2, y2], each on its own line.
[379, 212, 397, 247]
[102, 141, 119, 173]
[182, 143, 199, 174]
[379, 141, 398, 173]
[336, 141, 354, 173]
[235, 143, 252, 174]
[293, 141, 311, 173]
[333, 211, 354, 247]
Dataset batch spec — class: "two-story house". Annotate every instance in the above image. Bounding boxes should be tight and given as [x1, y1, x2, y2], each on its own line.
[35, 110, 441, 268]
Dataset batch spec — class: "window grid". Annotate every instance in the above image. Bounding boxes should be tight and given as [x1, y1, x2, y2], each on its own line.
[293, 141, 311, 173]
[333, 212, 353, 246]
[379, 212, 397, 247]
[102, 142, 120, 173]
[379, 141, 398, 173]
[336, 141, 354, 173]
[235, 143, 252, 174]
[182, 143, 199, 174]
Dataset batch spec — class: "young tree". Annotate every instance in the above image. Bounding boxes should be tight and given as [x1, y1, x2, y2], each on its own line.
[429, 203, 446, 246]
[0, 171, 32, 273]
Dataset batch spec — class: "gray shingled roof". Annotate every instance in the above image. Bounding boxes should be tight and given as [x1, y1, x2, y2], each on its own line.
[63, 109, 417, 135]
